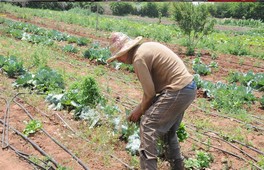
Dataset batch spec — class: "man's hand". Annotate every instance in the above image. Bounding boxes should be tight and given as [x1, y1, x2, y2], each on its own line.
[127, 104, 143, 123]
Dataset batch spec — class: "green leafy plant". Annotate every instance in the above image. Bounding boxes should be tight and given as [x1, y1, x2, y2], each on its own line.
[177, 123, 188, 142]
[77, 37, 90, 46]
[62, 44, 78, 53]
[194, 75, 257, 114]
[192, 58, 211, 76]
[83, 42, 111, 64]
[184, 150, 213, 169]
[227, 71, 264, 91]
[2, 55, 26, 78]
[23, 120, 42, 137]
[13, 66, 65, 93]
[46, 76, 104, 120]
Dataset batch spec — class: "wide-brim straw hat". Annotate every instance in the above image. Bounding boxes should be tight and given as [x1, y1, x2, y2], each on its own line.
[106, 32, 142, 63]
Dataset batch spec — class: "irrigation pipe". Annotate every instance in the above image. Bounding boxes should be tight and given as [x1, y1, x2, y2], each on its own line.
[190, 103, 264, 132]
[188, 136, 262, 170]
[252, 115, 264, 121]
[187, 123, 264, 156]
[187, 125, 258, 162]
[17, 97, 51, 118]
[110, 154, 134, 170]
[203, 132, 258, 162]
[8, 144, 54, 170]
[0, 118, 59, 168]
[2, 93, 26, 149]
[14, 99, 90, 170]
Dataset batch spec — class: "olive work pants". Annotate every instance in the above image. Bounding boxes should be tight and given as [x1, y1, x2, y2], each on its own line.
[139, 80, 197, 170]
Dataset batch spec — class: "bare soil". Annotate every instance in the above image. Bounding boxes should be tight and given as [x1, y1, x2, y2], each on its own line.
[0, 12, 264, 170]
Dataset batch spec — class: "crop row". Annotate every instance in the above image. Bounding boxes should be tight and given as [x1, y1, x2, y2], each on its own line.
[2, 4, 264, 59]
[2, 18, 90, 46]
[194, 74, 264, 114]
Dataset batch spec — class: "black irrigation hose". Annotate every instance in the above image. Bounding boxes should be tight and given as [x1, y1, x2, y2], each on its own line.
[8, 144, 55, 170]
[187, 123, 264, 156]
[2, 93, 26, 149]
[0, 118, 59, 168]
[187, 125, 259, 162]
[252, 115, 264, 121]
[207, 129, 264, 156]
[14, 99, 90, 170]
[190, 104, 264, 132]
[188, 136, 262, 170]
[203, 132, 258, 162]
[110, 154, 134, 170]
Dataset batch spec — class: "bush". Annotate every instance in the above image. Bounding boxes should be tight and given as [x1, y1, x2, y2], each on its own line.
[184, 150, 213, 169]
[2, 55, 26, 78]
[139, 2, 159, 18]
[110, 2, 134, 16]
[62, 44, 78, 53]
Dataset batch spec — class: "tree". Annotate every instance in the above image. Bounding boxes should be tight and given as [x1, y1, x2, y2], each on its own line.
[172, 3, 215, 55]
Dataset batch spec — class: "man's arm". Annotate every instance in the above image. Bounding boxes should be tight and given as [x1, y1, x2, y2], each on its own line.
[128, 59, 156, 122]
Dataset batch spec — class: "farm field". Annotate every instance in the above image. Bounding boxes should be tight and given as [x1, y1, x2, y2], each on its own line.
[0, 3, 264, 170]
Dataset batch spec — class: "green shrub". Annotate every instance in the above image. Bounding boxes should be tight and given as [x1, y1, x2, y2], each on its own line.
[184, 150, 213, 169]
[62, 44, 78, 53]
[140, 2, 159, 18]
[2, 55, 26, 78]
[83, 42, 111, 64]
[13, 66, 65, 93]
[110, 2, 135, 16]
[192, 58, 211, 76]
[63, 76, 103, 108]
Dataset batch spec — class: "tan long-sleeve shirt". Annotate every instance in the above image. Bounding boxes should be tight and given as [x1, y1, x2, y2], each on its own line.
[131, 42, 193, 113]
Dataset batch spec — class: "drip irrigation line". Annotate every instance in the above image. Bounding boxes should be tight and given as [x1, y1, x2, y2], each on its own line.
[206, 128, 264, 156]
[188, 126, 259, 163]
[232, 139, 264, 156]
[8, 144, 55, 170]
[188, 136, 262, 170]
[187, 123, 264, 156]
[190, 104, 264, 132]
[2, 93, 26, 149]
[0, 118, 59, 168]
[110, 154, 134, 170]
[51, 111, 91, 143]
[53, 111, 76, 133]
[14, 99, 90, 170]
[202, 132, 258, 162]
[17, 97, 51, 118]
[252, 115, 264, 121]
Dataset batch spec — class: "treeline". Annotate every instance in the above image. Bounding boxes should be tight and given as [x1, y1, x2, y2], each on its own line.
[207, 3, 264, 21]
[11, 2, 264, 21]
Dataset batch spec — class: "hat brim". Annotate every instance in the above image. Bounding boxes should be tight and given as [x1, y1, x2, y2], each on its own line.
[106, 36, 143, 63]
